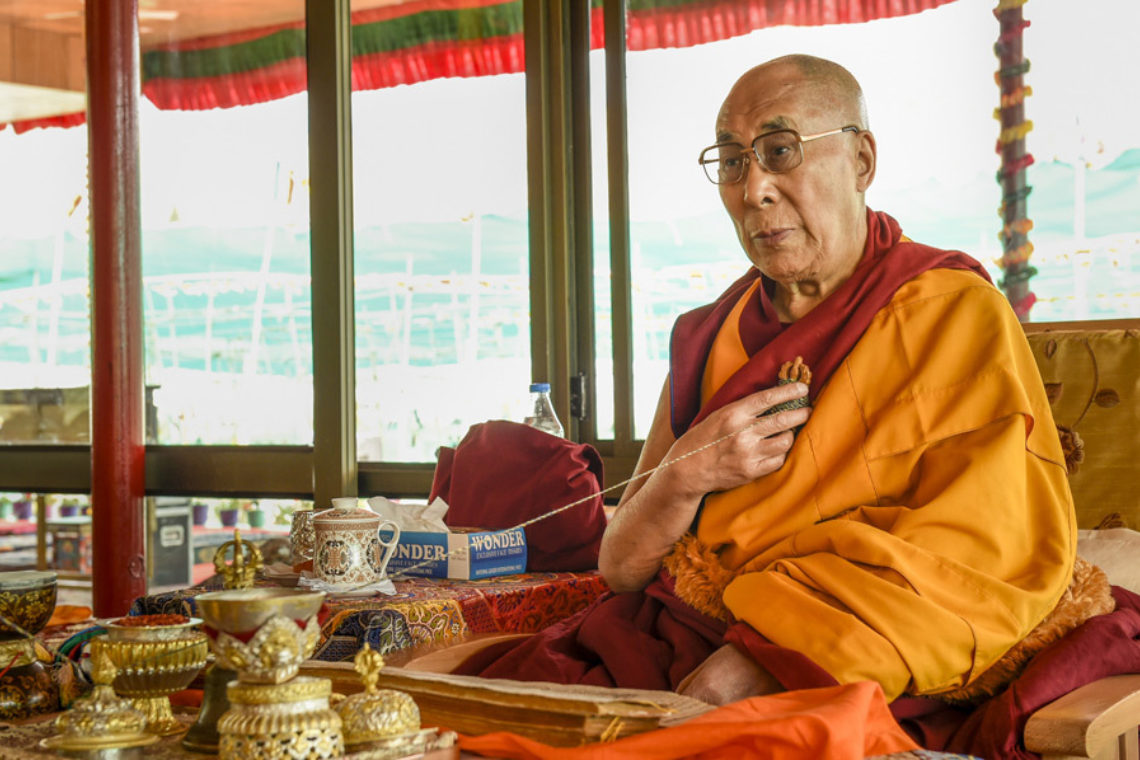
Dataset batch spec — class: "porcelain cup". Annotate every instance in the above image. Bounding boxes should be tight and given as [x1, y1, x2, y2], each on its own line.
[313, 499, 401, 586]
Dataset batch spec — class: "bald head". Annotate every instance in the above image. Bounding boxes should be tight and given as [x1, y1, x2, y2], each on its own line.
[721, 55, 869, 133]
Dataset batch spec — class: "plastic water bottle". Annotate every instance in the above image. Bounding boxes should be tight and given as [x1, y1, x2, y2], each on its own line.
[524, 382, 564, 437]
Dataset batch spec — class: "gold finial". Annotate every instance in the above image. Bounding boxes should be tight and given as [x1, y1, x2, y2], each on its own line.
[90, 644, 117, 686]
[213, 528, 264, 589]
[354, 646, 385, 694]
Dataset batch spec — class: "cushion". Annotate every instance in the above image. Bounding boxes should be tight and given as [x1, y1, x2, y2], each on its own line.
[1025, 326, 1140, 529]
[1077, 528, 1140, 595]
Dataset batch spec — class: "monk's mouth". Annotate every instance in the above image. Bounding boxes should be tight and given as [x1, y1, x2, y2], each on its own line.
[752, 229, 793, 245]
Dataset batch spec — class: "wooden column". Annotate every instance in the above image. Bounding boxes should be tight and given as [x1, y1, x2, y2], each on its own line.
[307, 0, 357, 506]
[88, 0, 146, 616]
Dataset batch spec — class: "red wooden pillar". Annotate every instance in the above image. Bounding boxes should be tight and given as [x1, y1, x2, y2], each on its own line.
[88, 0, 146, 616]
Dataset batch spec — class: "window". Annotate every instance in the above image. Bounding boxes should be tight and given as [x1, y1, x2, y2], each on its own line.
[140, 5, 312, 445]
[352, 72, 530, 462]
[595, 0, 1140, 447]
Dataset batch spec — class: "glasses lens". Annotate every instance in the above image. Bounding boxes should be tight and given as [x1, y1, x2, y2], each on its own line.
[701, 145, 745, 184]
[755, 131, 802, 173]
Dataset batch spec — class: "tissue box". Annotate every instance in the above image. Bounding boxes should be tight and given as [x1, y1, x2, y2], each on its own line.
[380, 526, 527, 580]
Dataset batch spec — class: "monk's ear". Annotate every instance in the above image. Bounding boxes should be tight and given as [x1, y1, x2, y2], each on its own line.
[854, 130, 876, 192]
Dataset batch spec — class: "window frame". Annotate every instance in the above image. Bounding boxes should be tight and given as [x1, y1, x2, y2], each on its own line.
[3, 0, 1134, 507]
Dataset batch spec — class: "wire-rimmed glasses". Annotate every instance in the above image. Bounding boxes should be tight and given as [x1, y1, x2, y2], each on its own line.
[698, 125, 861, 185]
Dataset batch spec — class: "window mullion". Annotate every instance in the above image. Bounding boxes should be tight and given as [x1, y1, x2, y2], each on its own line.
[307, 0, 357, 505]
[604, 0, 635, 457]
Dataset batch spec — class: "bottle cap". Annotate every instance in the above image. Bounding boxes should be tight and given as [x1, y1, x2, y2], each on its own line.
[529, 382, 551, 393]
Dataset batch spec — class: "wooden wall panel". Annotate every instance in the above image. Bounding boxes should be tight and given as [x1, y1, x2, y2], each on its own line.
[5, 25, 84, 92]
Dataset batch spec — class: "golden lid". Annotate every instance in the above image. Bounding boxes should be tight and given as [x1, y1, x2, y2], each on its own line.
[43, 648, 157, 752]
[337, 647, 420, 747]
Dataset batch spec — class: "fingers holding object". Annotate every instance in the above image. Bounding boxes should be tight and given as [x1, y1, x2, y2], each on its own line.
[739, 381, 809, 418]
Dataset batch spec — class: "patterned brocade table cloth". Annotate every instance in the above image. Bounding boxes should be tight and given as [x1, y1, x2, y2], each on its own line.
[131, 571, 610, 662]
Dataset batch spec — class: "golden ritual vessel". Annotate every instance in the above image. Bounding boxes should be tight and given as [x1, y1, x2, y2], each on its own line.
[93, 616, 209, 735]
[336, 646, 420, 751]
[41, 648, 158, 755]
[195, 587, 341, 759]
[213, 528, 264, 590]
[182, 529, 267, 752]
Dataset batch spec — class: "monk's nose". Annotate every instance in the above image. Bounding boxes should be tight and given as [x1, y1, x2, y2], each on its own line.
[742, 161, 779, 207]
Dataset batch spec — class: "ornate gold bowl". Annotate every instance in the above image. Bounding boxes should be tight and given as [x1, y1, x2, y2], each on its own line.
[196, 589, 325, 684]
[95, 617, 209, 735]
[0, 571, 57, 638]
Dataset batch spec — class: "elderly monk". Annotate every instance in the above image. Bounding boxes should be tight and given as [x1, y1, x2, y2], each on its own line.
[460, 56, 1129, 750]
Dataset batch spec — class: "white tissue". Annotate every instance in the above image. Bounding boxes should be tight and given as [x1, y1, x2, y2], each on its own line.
[366, 495, 451, 533]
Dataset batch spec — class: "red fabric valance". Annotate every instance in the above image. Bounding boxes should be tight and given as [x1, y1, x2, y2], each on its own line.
[2, 0, 957, 132]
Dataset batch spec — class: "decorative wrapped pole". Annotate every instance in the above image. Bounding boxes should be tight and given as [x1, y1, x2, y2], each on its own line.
[994, 0, 1036, 320]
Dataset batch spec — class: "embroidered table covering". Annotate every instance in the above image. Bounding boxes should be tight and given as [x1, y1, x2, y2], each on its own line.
[130, 571, 610, 662]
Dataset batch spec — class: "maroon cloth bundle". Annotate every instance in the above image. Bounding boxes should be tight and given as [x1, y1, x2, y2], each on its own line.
[428, 420, 607, 572]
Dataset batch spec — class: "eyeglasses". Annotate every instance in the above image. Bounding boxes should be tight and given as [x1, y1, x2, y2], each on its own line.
[698, 125, 861, 185]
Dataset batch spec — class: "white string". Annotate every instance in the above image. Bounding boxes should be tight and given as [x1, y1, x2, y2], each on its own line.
[386, 415, 772, 580]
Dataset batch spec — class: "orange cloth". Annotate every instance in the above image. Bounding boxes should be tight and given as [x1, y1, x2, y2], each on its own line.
[458, 681, 918, 760]
[696, 268, 1076, 700]
[45, 604, 92, 628]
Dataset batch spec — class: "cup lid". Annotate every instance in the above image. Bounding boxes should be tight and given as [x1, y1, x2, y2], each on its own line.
[0, 570, 57, 592]
[314, 505, 381, 527]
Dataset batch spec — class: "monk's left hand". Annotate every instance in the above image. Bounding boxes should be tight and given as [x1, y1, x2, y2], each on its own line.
[677, 644, 784, 705]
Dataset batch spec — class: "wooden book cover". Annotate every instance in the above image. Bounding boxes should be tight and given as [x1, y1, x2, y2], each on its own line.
[299, 661, 713, 747]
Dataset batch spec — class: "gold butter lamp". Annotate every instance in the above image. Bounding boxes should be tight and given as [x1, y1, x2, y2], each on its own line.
[41, 647, 158, 755]
[193, 586, 334, 759]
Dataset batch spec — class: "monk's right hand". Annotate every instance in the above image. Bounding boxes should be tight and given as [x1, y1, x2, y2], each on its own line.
[663, 382, 811, 500]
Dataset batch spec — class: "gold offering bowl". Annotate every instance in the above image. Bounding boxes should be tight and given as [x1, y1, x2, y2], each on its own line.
[94, 617, 209, 735]
[195, 588, 325, 684]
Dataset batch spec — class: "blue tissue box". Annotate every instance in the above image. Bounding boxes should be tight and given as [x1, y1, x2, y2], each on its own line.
[380, 526, 527, 579]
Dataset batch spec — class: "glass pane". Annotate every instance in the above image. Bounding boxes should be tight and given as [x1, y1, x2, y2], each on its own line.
[591, 45, 615, 440]
[1020, 0, 1140, 321]
[139, 4, 313, 445]
[620, 0, 1098, 437]
[351, 2, 530, 463]
[0, 18, 90, 444]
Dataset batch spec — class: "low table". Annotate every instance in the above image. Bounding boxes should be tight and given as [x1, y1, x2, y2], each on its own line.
[131, 571, 611, 662]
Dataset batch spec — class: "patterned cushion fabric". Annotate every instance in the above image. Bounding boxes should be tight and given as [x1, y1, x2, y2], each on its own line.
[1025, 325, 1140, 529]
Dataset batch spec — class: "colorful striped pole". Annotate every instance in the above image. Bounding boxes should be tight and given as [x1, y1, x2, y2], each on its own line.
[994, 0, 1036, 320]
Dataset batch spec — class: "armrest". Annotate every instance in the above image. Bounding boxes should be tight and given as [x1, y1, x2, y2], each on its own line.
[1023, 674, 1140, 760]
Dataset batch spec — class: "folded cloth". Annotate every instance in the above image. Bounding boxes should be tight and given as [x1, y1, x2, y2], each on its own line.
[458, 681, 919, 760]
[430, 420, 607, 572]
[46, 605, 92, 628]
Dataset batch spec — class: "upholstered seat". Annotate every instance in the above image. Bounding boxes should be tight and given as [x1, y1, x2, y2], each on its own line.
[1024, 320, 1140, 760]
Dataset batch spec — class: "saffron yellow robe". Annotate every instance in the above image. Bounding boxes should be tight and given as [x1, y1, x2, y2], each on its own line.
[697, 267, 1076, 701]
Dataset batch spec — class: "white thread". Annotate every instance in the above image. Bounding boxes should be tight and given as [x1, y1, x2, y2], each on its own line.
[388, 415, 772, 580]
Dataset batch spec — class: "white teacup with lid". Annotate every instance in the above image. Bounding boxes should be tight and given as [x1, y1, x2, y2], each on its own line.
[313, 497, 401, 587]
